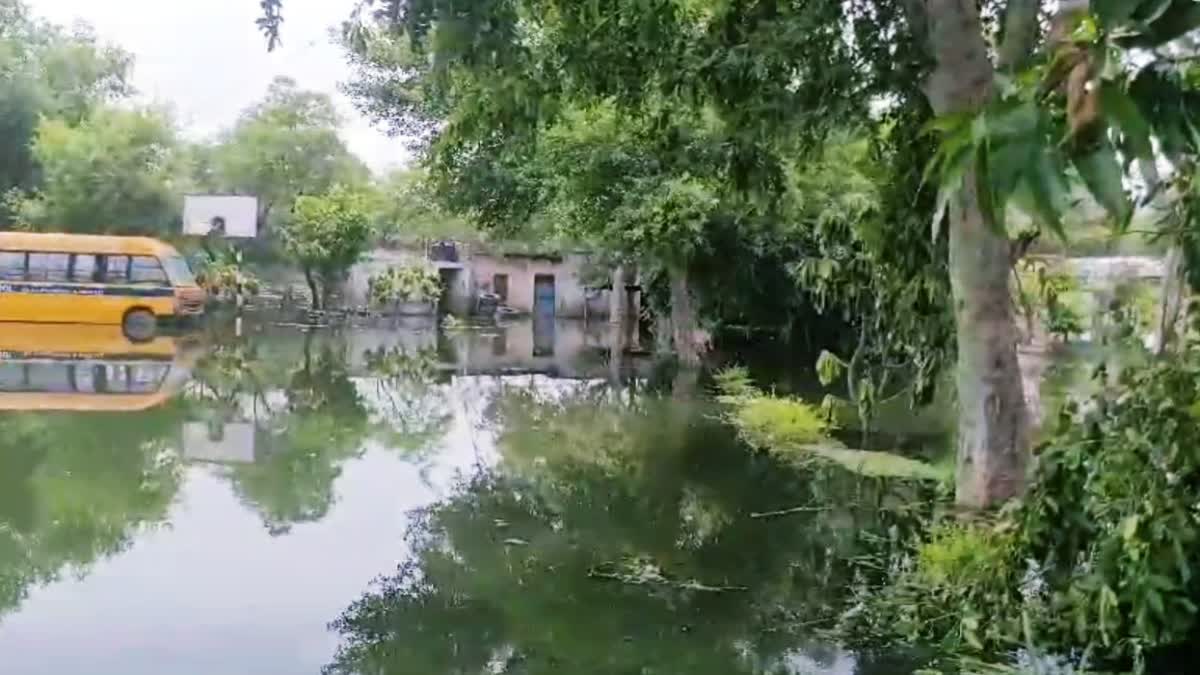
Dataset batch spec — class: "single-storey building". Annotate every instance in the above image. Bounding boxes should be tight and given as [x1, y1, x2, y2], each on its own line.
[465, 251, 608, 318]
[347, 241, 638, 320]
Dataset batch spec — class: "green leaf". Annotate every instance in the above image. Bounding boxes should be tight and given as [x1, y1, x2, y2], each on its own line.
[975, 143, 1005, 234]
[1094, 0, 1144, 27]
[987, 100, 1039, 141]
[989, 138, 1035, 204]
[815, 350, 844, 387]
[921, 110, 975, 137]
[1133, 0, 1176, 25]
[1122, 0, 1200, 47]
[931, 187, 951, 242]
[1021, 149, 1070, 240]
[1074, 142, 1132, 230]
[1101, 81, 1153, 159]
[1121, 514, 1140, 540]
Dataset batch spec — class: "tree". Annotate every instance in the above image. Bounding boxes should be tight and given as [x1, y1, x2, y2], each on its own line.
[13, 106, 182, 234]
[335, 12, 883, 366]
[226, 338, 369, 534]
[280, 184, 374, 309]
[369, 168, 473, 243]
[0, 0, 134, 221]
[263, 0, 1200, 508]
[910, 1, 1200, 505]
[210, 76, 369, 232]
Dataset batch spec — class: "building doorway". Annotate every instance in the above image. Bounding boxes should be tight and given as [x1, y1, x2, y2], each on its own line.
[532, 274, 556, 357]
[533, 275, 555, 317]
[438, 268, 461, 315]
[492, 273, 509, 303]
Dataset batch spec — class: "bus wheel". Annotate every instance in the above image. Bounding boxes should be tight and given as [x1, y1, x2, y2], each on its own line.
[122, 309, 157, 342]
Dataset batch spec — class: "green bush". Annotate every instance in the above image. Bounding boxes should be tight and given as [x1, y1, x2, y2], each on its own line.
[840, 520, 1027, 654]
[1015, 345, 1200, 664]
[844, 341, 1200, 669]
[194, 249, 261, 301]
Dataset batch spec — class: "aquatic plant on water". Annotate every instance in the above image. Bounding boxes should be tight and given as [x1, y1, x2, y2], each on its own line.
[715, 367, 948, 481]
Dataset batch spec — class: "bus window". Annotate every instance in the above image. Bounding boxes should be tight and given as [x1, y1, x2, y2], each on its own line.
[71, 254, 101, 283]
[127, 363, 169, 392]
[130, 256, 168, 285]
[73, 363, 99, 393]
[103, 255, 131, 284]
[161, 256, 197, 285]
[24, 363, 73, 393]
[0, 252, 27, 281]
[0, 363, 26, 391]
[98, 364, 166, 393]
[27, 253, 71, 282]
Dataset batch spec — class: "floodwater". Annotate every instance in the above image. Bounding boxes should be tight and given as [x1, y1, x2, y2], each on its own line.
[0, 316, 948, 675]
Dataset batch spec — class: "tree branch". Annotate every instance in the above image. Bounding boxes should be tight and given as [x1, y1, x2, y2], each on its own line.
[750, 504, 831, 519]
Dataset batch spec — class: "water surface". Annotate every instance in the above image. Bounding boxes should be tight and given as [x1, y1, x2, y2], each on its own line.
[0, 317, 942, 674]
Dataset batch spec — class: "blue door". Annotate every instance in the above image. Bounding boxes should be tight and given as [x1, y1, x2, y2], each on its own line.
[532, 275, 556, 357]
[533, 275, 556, 316]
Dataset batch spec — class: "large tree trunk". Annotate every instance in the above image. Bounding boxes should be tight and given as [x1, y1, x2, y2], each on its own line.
[304, 267, 322, 311]
[949, 180, 1031, 507]
[1141, 158, 1189, 354]
[609, 265, 630, 384]
[669, 267, 702, 367]
[610, 265, 630, 325]
[669, 265, 706, 368]
[921, 0, 1032, 508]
[1156, 244, 1187, 354]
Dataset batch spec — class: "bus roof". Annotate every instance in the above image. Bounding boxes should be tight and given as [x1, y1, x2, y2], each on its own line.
[0, 391, 177, 412]
[0, 232, 179, 257]
[0, 324, 181, 359]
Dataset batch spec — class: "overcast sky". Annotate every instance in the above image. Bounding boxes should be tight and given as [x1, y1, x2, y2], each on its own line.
[27, 0, 411, 173]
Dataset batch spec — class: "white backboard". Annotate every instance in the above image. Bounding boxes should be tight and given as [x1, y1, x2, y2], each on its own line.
[183, 195, 259, 238]
[183, 422, 257, 464]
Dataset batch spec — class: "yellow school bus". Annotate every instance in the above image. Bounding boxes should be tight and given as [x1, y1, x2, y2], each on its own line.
[0, 323, 197, 412]
[0, 232, 206, 340]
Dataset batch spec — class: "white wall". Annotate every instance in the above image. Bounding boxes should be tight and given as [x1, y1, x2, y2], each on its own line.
[471, 253, 606, 318]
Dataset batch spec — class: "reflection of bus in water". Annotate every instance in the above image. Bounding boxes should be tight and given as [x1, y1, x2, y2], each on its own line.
[0, 324, 196, 411]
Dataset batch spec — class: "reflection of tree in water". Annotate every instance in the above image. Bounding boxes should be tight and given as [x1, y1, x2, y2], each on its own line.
[327, 389, 933, 674]
[191, 331, 459, 533]
[189, 338, 291, 426]
[363, 345, 453, 462]
[226, 336, 370, 535]
[0, 407, 184, 618]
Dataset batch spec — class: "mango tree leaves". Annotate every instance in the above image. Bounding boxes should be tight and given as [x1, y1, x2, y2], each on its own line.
[815, 350, 844, 387]
[1116, 0, 1200, 48]
[1093, 0, 1145, 29]
[1074, 140, 1134, 229]
[1021, 149, 1072, 239]
[1101, 81, 1154, 160]
[924, 99, 1077, 237]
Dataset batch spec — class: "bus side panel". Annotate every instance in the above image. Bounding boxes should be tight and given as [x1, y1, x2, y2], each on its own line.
[0, 285, 175, 324]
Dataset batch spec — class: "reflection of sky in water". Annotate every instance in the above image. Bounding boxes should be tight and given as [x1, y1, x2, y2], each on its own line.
[0, 452, 418, 674]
